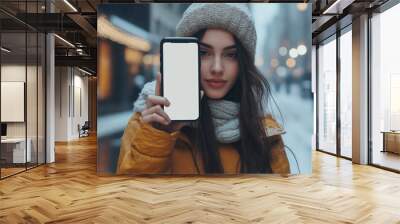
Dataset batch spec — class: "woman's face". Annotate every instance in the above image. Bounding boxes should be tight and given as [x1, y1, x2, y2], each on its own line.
[199, 29, 239, 100]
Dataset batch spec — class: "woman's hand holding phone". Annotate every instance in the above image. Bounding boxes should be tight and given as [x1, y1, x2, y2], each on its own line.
[140, 72, 187, 133]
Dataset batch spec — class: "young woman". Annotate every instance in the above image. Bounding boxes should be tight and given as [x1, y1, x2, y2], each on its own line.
[117, 3, 290, 174]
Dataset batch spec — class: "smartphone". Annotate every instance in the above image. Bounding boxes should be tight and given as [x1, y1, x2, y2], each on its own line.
[160, 37, 200, 121]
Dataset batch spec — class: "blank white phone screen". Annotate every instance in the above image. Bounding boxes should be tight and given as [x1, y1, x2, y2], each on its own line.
[163, 42, 199, 120]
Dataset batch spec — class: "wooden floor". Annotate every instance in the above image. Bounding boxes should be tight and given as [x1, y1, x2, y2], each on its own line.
[1, 135, 400, 223]
[1, 167, 26, 178]
[1, 163, 45, 178]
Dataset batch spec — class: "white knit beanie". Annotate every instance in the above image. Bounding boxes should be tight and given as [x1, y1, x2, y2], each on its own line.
[176, 3, 257, 61]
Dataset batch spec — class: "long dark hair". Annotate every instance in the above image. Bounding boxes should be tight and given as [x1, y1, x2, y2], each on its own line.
[184, 29, 274, 173]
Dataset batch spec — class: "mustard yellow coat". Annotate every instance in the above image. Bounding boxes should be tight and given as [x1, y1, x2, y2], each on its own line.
[117, 112, 290, 174]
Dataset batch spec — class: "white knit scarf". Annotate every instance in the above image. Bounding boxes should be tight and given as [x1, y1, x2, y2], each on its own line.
[133, 81, 283, 143]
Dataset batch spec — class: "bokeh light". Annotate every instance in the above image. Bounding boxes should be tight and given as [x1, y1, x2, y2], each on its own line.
[289, 48, 298, 58]
[293, 67, 305, 78]
[286, 58, 296, 68]
[271, 58, 279, 68]
[297, 44, 307, 55]
[276, 66, 288, 78]
[279, 46, 288, 56]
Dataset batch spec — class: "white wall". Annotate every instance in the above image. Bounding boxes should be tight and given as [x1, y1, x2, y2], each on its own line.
[1, 82, 25, 122]
[1, 64, 46, 164]
[1, 65, 37, 138]
[55, 67, 89, 141]
[55, 67, 69, 141]
[1, 65, 26, 134]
